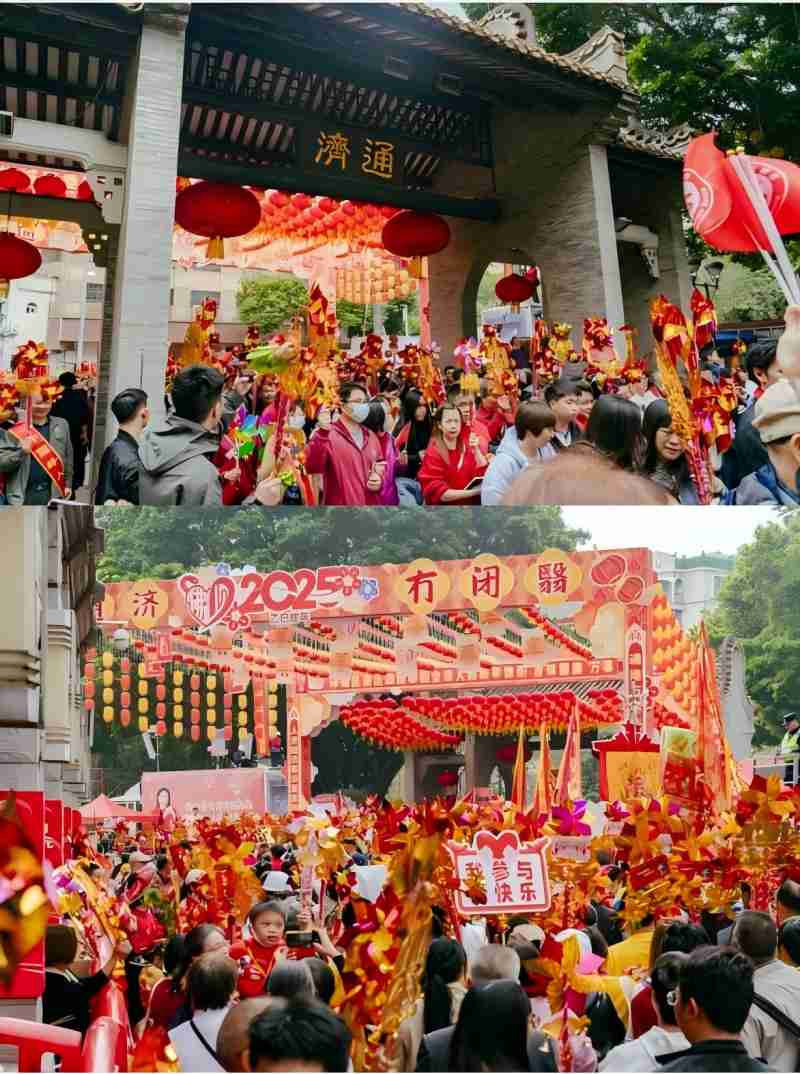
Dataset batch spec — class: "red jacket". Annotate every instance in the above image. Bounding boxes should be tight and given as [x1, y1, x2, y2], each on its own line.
[461, 419, 492, 456]
[477, 405, 514, 444]
[230, 939, 285, 997]
[418, 441, 487, 505]
[305, 420, 384, 506]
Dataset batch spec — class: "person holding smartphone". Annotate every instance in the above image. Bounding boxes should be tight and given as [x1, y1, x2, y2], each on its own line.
[305, 383, 385, 506]
[418, 404, 487, 505]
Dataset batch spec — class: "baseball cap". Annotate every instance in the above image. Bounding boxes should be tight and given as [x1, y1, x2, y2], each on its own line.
[753, 380, 800, 444]
[507, 922, 545, 960]
[262, 870, 293, 895]
[783, 712, 798, 724]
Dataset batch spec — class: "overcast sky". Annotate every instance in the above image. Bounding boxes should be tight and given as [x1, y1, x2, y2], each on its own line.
[562, 507, 779, 556]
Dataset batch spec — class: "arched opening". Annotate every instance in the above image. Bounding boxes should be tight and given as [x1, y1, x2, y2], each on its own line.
[468, 256, 542, 347]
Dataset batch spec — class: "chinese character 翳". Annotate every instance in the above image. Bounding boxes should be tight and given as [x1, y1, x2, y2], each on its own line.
[133, 588, 161, 619]
[406, 568, 437, 605]
[315, 131, 350, 170]
[472, 564, 500, 600]
[361, 138, 394, 179]
[551, 562, 567, 594]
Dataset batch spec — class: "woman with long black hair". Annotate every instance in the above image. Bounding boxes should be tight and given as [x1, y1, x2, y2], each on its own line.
[639, 399, 699, 504]
[393, 937, 467, 1071]
[448, 979, 532, 1072]
[572, 393, 643, 472]
[394, 389, 433, 504]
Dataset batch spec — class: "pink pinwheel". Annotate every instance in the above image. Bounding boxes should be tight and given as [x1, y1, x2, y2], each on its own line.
[551, 800, 592, 837]
[605, 801, 630, 823]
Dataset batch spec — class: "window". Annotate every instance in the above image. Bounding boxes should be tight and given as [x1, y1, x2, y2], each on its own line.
[190, 289, 220, 308]
[86, 282, 104, 302]
[713, 575, 723, 597]
[673, 578, 685, 605]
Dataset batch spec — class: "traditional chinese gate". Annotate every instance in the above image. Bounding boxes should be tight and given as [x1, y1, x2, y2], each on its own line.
[95, 547, 700, 806]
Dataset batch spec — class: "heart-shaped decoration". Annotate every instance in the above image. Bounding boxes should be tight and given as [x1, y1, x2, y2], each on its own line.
[180, 574, 236, 630]
[473, 829, 520, 859]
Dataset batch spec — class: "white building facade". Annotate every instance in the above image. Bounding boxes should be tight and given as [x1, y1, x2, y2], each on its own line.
[653, 551, 732, 630]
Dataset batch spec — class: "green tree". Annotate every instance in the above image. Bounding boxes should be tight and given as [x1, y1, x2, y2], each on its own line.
[383, 295, 419, 336]
[95, 507, 589, 794]
[706, 513, 800, 749]
[336, 300, 373, 337]
[715, 263, 788, 323]
[477, 265, 504, 323]
[236, 276, 309, 334]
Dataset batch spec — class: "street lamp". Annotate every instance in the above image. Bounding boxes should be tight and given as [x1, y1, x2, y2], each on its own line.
[693, 259, 725, 300]
[111, 627, 131, 653]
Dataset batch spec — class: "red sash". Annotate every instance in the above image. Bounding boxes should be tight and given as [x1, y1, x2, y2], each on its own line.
[9, 422, 66, 497]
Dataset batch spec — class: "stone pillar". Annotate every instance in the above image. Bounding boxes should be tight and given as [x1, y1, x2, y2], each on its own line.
[588, 145, 626, 351]
[104, 11, 188, 447]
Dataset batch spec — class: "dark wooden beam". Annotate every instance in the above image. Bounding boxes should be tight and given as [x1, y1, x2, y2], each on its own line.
[0, 6, 137, 58]
[182, 86, 487, 168]
[180, 133, 293, 168]
[0, 69, 123, 107]
[178, 151, 501, 221]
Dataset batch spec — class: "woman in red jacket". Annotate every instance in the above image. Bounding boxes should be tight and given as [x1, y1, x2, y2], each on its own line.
[419, 404, 488, 505]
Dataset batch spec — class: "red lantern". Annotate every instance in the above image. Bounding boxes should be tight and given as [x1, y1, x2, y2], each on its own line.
[0, 234, 42, 281]
[156, 720, 167, 736]
[120, 709, 131, 727]
[33, 174, 67, 198]
[0, 168, 30, 192]
[495, 273, 534, 313]
[175, 181, 261, 258]
[436, 769, 459, 788]
[77, 180, 94, 202]
[381, 210, 450, 278]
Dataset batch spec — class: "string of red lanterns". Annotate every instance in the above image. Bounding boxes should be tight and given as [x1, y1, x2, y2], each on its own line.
[339, 698, 462, 752]
[520, 607, 593, 661]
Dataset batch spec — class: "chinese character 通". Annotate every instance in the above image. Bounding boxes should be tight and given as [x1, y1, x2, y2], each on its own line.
[315, 131, 351, 170]
[133, 588, 161, 619]
[406, 568, 437, 605]
[472, 564, 500, 600]
[361, 138, 394, 179]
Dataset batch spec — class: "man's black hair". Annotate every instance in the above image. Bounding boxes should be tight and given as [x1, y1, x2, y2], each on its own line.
[59, 371, 78, 388]
[545, 377, 582, 405]
[171, 365, 225, 424]
[678, 946, 755, 1034]
[339, 381, 367, 403]
[733, 910, 778, 963]
[661, 921, 710, 955]
[111, 388, 148, 425]
[304, 958, 336, 1005]
[651, 952, 686, 1027]
[745, 340, 778, 385]
[777, 878, 800, 914]
[248, 997, 352, 1072]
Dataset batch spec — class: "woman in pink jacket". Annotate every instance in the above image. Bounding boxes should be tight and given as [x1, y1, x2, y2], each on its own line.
[304, 383, 385, 506]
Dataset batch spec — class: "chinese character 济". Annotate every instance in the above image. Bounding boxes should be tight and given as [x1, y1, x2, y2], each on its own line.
[361, 138, 394, 179]
[406, 568, 437, 605]
[315, 131, 350, 170]
[133, 588, 161, 619]
[472, 564, 500, 600]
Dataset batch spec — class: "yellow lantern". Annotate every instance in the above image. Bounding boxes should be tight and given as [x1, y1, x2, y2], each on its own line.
[138, 680, 148, 696]
[102, 669, 113, 687]
[208, 726, 217, 741]
[173, 670, 184, 686]
[138, 717, 149, 732]
[207, 692, 217, 708]
[138, 697, 149, 715]
[173, 688, 184, 704]
[174, 722, 184, 738]
[238, 712, 248, 727]
[238, 695, 248, 710]
[101, 652, 114, 669]
[174, 704, 184, 719]
[102, 688, 114, 705]
[102, 705, 114, 723]
[207, 709, 216, 726]
[207, 675, 217, 691]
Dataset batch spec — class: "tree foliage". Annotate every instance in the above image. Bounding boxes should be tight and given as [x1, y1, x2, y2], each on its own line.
[95, 507, 588, 795]
[463, 4, 800, 163]
[236, 276, 309, 334]
[336, 300, 373, 337]
[706, 513, 800, 749]
[715, 262, 789, 322]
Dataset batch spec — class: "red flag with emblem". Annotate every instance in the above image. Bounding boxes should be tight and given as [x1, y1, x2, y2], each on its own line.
[554, 702, 582, 806]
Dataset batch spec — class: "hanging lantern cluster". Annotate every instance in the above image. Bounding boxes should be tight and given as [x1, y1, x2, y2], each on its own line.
[381, 209, 451, 278]
[401, 690, 620, 735]
[373, 616, 404, 639]
[0, 165, 91, 201]
[436, 611, 481, 637]
[356, 639, 395, 664]
[495, 271, 535, 314]
[419, 637, 458, 662]
[495, 741, 533, 764]
[436, 769, 460, 788]
[336, 261, 415, 304]
[651, 591, 698, 716]
[520, 607, 593, 661]
[652, 703, 691, 732]
[308, 621, 337, 642]
[339, 698, 462, 752]
[485, 635, 523, 659]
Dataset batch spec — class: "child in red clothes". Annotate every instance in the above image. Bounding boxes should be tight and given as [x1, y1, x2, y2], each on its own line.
[229, 900, 288, 998]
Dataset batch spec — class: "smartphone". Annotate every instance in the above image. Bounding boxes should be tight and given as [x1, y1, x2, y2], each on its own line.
[285, 930, 320, 948]
[463, 476, 483, 492]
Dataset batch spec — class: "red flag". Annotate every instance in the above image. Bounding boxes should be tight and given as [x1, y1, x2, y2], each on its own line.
[696, 622, 732, 813]
[554, 703, 582, 806]
[511, 724, 527, 812]
[532, 726, 553, 820]
[743, 154, 800, 236]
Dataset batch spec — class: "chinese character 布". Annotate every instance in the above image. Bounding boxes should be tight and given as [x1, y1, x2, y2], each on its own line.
[406, 568, 438, 605]
[315, 131, 350, 170]
[361, 138, 394, 179]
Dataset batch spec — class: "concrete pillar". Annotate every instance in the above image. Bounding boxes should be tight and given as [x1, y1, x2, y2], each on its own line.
[588, 145, 626, 352]
[104, 11, 188, 447]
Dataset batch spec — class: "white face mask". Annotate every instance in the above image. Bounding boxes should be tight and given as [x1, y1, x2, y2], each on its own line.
[346, 402, 370, 424]
[288, 413, 306, 429]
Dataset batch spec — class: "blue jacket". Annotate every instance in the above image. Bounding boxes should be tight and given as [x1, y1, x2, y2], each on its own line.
[481, 427, 555, 505]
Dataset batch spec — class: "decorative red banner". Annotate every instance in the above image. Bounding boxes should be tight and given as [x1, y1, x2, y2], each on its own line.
[8, 422, 66, 497]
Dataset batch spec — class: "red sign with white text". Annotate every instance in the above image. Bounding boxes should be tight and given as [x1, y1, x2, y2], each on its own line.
[141, 768, 268, 820]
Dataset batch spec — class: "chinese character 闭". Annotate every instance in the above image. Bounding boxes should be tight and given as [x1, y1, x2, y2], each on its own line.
[361, 138, 394, 179]
[315, 131, 350, 170]
[472, 564, 500, 600]
[406, 568, 437, 605]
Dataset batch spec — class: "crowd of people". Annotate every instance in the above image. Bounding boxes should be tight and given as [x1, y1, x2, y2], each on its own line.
[43, 808, 800, 1074]
[93, 329, 798, 509]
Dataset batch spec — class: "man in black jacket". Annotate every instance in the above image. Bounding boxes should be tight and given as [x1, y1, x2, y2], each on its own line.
[658, 946, 772, 1071]
[415, 944, 557, 1072]
[95, 388, 149, 504]
[720, 341, 781, 490]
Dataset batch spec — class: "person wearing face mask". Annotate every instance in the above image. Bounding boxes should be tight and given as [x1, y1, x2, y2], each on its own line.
[0, 389, 74, 504]
[95, 388, 149, 504]
[305, 382, 385, 506]
[138, 365, 252, 506]
[639, 400, 700, 505]
[729, 380, 800, 506]
[363, 397, 400, 505]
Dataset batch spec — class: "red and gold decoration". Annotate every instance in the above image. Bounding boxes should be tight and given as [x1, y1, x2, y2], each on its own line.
[495, 270, 535, 314]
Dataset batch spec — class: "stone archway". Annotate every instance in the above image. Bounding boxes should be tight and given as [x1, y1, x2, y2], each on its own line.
[463, 248, 539, 344]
